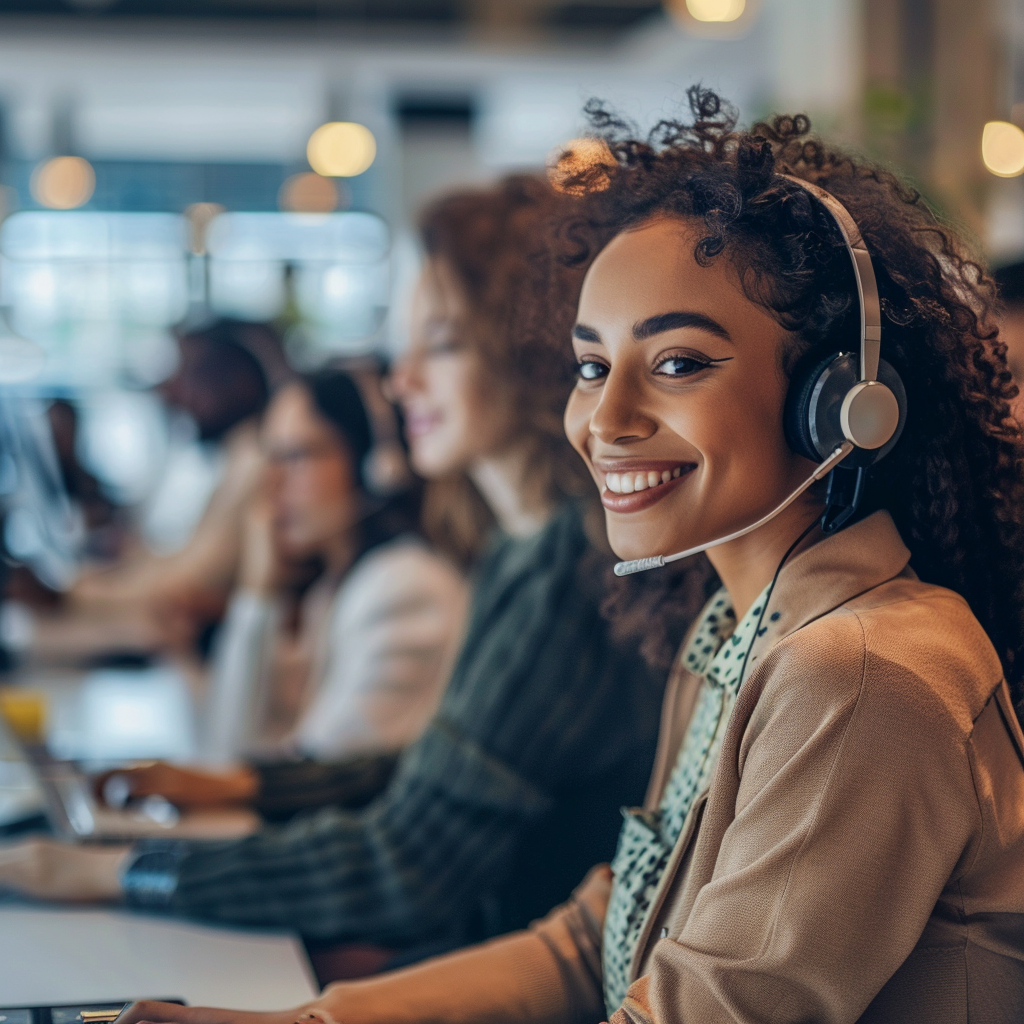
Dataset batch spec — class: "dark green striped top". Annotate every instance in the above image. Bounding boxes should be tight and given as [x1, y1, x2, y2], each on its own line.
[121, 502, 665, 948]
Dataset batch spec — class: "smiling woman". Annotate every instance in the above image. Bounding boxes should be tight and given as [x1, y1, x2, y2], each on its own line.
[110, 89, 1024, 1024]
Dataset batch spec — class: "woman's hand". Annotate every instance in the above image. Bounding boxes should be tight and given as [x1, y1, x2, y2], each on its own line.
[116, 1003, 334, 1024]
[95, 763, 259, 809]
[237, 484, 285, 597]
[0, 837, 128, 902]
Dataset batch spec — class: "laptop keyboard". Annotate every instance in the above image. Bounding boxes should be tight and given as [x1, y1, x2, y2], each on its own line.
[0, 1006, 126, 1024]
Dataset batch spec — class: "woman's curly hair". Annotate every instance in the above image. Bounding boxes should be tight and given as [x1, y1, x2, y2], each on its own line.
[416, 174, 595, 566]
[553, 86, 1024, 713]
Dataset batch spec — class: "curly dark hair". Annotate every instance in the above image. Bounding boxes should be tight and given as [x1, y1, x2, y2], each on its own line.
[552, 87, 1024, 712]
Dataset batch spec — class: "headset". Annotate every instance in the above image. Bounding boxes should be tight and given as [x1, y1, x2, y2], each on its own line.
[614, 175, 907, 577]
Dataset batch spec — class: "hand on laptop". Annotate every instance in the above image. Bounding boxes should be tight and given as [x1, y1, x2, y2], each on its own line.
[116, 1002, 325, 1024]
[0, 837, 128, 901]
[95, 763, 259, 810]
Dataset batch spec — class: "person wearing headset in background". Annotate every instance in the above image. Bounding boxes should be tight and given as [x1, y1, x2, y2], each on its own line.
[101, 367, 467, 821]
[0, 320, 285, 667]
[112, 87, 1024, 1024]
[73, 319, 287, 616]
[0, 175, 676, 983]
[96, 367, 465, 815]
[202, 367, 467, 765]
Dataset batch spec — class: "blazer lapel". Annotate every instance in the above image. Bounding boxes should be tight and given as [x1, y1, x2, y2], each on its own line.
[628, 511, 915, 981]
[628, 788, 710, 981]
[740, 511, 911, 675]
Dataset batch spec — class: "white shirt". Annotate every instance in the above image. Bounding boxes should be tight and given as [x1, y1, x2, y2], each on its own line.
[203, 537, 467, 763]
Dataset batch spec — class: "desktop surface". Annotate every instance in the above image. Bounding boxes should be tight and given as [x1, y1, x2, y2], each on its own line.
[0, 905, 318, 1010]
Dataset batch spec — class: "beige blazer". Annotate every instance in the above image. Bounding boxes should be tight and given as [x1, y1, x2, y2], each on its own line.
[331, 511, 1024, 1024]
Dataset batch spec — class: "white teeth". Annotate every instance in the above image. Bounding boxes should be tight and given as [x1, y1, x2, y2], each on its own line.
[605, 466, 687, 495]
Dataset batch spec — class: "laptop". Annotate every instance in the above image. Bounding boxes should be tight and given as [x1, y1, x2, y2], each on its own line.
[0, 1001, 184, 1024]
[0, 714, 257, 843]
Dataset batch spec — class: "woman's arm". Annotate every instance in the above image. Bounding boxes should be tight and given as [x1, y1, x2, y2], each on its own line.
[251, 754, 398, 819]
[117, 867, 612, 1024]
[203, 589, 283, 760]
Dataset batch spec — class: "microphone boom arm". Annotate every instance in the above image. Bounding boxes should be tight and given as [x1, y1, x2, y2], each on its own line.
[612, 442, 854, 576]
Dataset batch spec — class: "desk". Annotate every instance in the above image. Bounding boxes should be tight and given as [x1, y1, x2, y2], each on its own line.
[0, 906, 318, 1009]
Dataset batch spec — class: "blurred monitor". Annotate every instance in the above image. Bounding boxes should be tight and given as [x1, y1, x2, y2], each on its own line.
[0, 393, 81, 591]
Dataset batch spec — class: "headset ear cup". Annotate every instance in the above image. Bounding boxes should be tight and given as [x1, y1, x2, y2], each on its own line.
[786, 351, 908, 466]
[867, 357, 908, 462]
[784, 352, 846, 462]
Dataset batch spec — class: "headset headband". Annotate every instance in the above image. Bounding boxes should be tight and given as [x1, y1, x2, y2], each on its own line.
[779, 174, 882, 383]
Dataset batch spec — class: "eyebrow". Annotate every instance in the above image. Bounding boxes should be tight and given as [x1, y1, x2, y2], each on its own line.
[572, 323, 601, 343]
[633, 311, 731, 342]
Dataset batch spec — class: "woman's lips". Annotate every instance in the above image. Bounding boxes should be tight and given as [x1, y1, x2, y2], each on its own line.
[404, 412, 442, 439]
[599, 464, 695, 513]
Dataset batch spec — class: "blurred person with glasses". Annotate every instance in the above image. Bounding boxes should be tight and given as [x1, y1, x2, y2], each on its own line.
[95, 367, 468, 814]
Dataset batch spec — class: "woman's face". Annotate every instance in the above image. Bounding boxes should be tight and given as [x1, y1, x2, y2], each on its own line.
[262, 384, 359, 558]
[390, 262, 513, 479]
[564, 217, 816, 563]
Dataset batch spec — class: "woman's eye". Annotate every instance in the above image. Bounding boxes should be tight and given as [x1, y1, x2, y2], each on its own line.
[576, 360, 608, 381]
[654, 355, 710, 377]
[425, 338, 462, 357]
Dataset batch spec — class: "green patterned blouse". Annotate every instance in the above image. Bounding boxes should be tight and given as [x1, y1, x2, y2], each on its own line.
[601, 583, 773, 1013]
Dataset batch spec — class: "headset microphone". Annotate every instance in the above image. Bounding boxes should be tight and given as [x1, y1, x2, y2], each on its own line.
[612, 175, 907, 578]
[613, 442, 853, 576]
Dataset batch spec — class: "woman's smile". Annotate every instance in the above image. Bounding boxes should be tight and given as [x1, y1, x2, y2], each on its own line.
[403, 408, 444, 440]
[596, 459, 696, 512]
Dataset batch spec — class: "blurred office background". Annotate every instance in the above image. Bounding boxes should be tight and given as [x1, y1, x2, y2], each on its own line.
[0, 0, 1021, 566]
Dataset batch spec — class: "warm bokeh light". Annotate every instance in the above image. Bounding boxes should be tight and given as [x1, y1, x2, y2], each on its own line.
[184, 202, 226, 254]
[547, 137, 616, 196]
[982, 121, 1024, 178]
[278, 172, 339, 213]
[30, 156, 96, 210]
[306, 122, 377, 177]
[685, 0, 745, 22]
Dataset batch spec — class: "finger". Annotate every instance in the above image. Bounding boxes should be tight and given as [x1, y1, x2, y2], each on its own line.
[118, 1003, 198, 1024]
[99, 772, 136, 808]
[92, 770, 116, 800]
[118, 1004, 283, 1024]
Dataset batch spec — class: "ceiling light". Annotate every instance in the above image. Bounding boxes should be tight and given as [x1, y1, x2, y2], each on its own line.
[184, 202, 225, 255]
[547, 137, 616, 196]
[30, 156, 95, 210]
[278, 173, 340, 213]
[982, 121, 1024, 178]
[684, 0, 745, 22]
[306, 122, 377, 178]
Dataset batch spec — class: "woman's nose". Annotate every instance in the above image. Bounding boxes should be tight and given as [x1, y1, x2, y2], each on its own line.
[386, 354, 419, 401]
[588, 368, 657, 445]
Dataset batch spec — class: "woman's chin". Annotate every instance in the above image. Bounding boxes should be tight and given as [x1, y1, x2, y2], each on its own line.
[605, 530, 659, 563]
[409, 444, 462, 481]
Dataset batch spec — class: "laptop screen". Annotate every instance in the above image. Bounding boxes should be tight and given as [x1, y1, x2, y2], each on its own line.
[0, 714, 45, 830]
